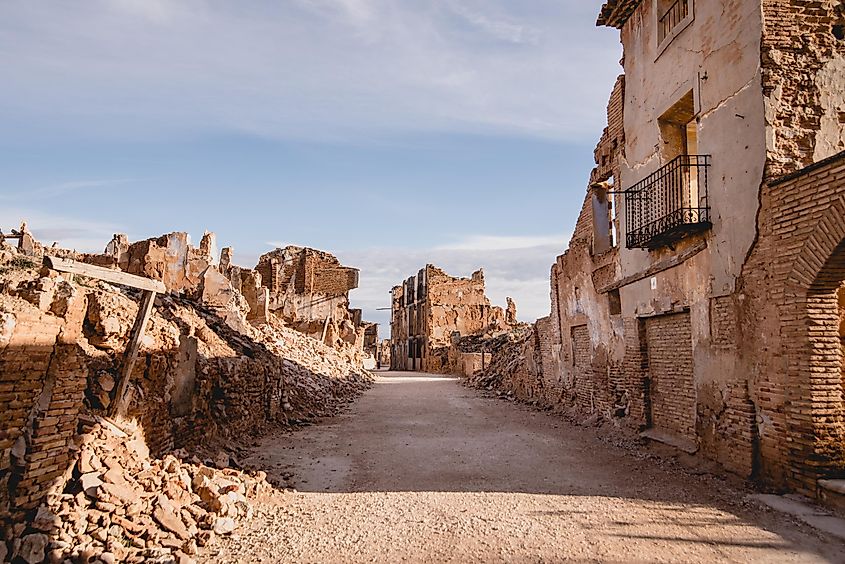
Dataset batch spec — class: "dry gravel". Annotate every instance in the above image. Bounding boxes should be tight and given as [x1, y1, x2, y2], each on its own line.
[204, 372, 845, 563]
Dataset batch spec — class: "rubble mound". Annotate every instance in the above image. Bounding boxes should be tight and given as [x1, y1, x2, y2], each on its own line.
[21, 415, 271, 564]
[0, 229, 374, 563]
[465, 326, 534, 390]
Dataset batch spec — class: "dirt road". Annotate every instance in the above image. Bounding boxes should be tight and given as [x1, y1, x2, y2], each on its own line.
[208, 372, 845, 563]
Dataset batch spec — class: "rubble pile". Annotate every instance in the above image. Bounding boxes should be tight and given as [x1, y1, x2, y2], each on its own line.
[16, 415, 271, 564]
[465, 326, 535, 391]
[253, 316, 372, 421]
[0, 226, 373, 562]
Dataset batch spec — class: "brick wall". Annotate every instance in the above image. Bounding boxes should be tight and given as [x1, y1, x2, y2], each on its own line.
[571, 325, 592, 410]
[644, 312, 696, 441]
[761, 0, 845, 177]
[740, 150, 845, 493]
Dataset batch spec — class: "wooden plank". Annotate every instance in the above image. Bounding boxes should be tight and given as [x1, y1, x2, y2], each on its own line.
[596, 240, 707, 293]
[43, 255, 166, 293]
[109, 289, 157, 417]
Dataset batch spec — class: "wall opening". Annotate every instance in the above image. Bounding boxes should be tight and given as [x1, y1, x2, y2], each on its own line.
[591, 182, 616, 255]
[658, 91, 696, 162]
[806, 240, 845, 478]
[608, 289, 622, 316]
[643, 311, 696, 442]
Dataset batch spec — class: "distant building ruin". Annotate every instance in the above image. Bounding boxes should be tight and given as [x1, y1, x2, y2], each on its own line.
[389, 265, 515, 373]
[255, 246, 366, 351]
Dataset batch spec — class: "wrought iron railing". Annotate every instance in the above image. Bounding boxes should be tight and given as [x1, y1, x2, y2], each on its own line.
[658, 0, 690, 44]
[624, 154, 711, 249]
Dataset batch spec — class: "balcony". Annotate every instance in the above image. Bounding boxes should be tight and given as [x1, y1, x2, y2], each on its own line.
[624, 155, 711, 249]
[658, 0, 690, 44]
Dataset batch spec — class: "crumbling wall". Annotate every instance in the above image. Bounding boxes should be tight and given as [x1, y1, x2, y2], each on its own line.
[761, 0, 845, 176]
[0, 230, 373, 561]
[471, 0, 845, 498]
[255, 246, 363, 352]
[425, 266, 507, 360]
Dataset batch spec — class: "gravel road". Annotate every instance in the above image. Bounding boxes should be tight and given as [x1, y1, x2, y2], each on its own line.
[207, 371, 845, 563]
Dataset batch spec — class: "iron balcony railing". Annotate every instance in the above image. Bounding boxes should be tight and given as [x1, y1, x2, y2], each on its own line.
[624, 154, 711, 249]
[658, 0, 690, 44]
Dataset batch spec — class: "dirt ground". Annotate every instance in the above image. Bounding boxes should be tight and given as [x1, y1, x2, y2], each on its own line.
[204, 372, 845, 563]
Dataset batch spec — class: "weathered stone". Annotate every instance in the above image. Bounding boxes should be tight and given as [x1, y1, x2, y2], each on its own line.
[18, 533, 48, 564]
[153, 496, 190, 540]
[32, 506, 59, 532]
[212, 517, 236, 535]
[98, 373, 115, 392]
[81, 472, 104, 496]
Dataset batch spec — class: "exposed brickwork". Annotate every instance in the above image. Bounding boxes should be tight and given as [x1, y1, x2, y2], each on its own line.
[761, 0, 845, 177]
[571, 325, 592, 409]
[710, 295, 739, 352]
[644, 312, 696, 441]
[591, 75, 625, 185]
[621, 317, 649, 425]
[740, 150, 845, 493]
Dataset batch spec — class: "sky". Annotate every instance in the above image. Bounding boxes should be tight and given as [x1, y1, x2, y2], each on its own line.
[0, 0, 622, 333]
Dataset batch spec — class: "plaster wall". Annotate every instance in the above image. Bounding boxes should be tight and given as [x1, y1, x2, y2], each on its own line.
[618, 0, 766, 299]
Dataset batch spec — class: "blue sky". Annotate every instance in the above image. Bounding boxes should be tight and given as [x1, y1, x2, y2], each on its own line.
[0, 0, 621, 332]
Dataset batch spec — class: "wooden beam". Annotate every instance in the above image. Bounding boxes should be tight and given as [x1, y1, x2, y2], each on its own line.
[43, 255, 166, 293]
[40, 255, 164, 418]
[109, 289, 156, 417]
[596, 240, 707, 294]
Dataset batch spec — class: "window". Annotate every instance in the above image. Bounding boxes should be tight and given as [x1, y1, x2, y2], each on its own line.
[591, 179, 618, 254]
[609, 289, 622, 316]
[623, 91, 711, 249]
[656, 0, 693, 54]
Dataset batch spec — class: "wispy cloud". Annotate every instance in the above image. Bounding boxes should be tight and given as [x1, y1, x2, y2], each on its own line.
[0, 208, 122, 251]
[0, 179, 138, 201]
[435, 233, 567, 251]
[0, 1, 620, 143]
[448, 5, 540, 45]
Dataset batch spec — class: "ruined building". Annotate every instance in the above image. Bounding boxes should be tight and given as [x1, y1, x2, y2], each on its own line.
[0, 228, 372, 562]
[255, 246, 368, 353]
[390, 265, 514, 373]
[478, 0, 845, 502]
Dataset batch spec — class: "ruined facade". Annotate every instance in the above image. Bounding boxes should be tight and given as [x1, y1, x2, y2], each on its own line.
[389, 265, 513, 373]
[255, 246, 366, 352]
[479, 0, 845, 500]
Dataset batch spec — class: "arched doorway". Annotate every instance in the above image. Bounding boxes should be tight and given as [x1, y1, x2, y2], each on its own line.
[785, 199, 845, 489]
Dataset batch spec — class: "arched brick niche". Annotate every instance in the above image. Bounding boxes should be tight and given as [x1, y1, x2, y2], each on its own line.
[784, 196, 845, 489]
[741, 150, 845, 495]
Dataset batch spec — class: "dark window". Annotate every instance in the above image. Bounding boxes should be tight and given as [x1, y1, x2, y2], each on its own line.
[609, 289, 622, 316]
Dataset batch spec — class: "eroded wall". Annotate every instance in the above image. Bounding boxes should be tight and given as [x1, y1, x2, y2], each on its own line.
[389, 265, 512, 373]
[256, 246, 364, 350]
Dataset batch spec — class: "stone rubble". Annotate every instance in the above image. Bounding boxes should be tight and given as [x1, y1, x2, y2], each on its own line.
[22, 414, 272, 564]
[0, 227, 373, 562]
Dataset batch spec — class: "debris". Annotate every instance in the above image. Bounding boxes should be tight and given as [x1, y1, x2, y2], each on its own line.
[0, 227, 374, 562]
